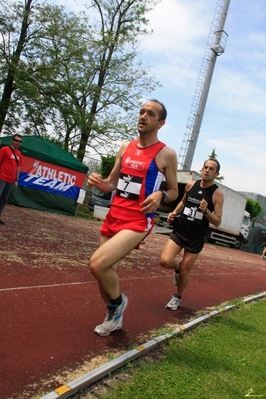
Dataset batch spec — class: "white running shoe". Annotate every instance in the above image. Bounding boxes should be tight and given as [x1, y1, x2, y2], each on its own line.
[165, 294, 181, 311]
[94, 293, 128, 336]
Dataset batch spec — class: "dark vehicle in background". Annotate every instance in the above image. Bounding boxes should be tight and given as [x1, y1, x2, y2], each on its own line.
[88, 187, 114, 210]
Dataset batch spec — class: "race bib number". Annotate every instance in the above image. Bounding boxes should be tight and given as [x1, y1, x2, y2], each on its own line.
[183, 206, 203, 221]
[116, 173, 143, 200]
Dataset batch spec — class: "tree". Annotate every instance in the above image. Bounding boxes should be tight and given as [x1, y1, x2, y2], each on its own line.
[245, 198, 263, 221]
[87, 157, 101, 175]
[14, 4, 96, 144]
[0, 0, 35, 133]
[208, 149, 218, 159]
[73, 0, 160, 162]
[101, 155, 115, 178]
[256, 209, 266, 224]
[0, 0, 76, 136]
[0, 0, 160, 163]
[208, 148, 224, 182]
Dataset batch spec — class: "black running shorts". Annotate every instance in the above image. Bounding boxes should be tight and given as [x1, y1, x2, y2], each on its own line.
[170, 229, 205, 254]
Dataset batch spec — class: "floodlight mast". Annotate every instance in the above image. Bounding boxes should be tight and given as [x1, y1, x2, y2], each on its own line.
[179, 0, 231, 170]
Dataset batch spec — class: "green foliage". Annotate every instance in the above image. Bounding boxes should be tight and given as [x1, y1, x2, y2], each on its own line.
[75, 204, 94, 220]
[206, 148, 224, 181]
[245, 198, 263, 220]
[208, 148, 218, 159]
[256, 208, 266, 224]
[0, 0, 160, 162]
[101, 155, 115, 178]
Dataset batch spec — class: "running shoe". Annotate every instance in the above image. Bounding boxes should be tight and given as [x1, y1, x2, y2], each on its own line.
[165, 294, 181, 310]
[94, 293, 128, 336]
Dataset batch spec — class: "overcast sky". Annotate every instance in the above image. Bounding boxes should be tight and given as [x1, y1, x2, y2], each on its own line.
[55, 0, 266, 196]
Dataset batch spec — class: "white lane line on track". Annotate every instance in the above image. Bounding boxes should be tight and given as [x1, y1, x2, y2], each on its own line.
[0, 271, 244, 293]
[0, 274, 182, 293]
[0, 276, 173, 293]
[0, 281, 90, 292]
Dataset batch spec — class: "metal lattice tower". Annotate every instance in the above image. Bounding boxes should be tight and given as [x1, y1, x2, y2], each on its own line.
[179, 0, 231, 170]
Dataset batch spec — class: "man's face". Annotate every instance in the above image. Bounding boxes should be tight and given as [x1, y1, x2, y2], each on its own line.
[137, 101, 165, 135]
[12, 137, 22, 149]
[201, 160, 219, 181]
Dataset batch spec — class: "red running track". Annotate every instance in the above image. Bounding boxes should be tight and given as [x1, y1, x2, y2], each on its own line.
[0, 205, 266, 398]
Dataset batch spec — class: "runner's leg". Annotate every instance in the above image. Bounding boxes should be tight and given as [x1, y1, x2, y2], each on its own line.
[90, 229, 148, 303]
[176, 250, 199, 296]
[160, 238, 182, 270]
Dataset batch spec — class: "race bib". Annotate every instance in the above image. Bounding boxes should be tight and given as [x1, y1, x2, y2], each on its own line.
[116, 173, 143, 200]
[183, 206, 203, 221]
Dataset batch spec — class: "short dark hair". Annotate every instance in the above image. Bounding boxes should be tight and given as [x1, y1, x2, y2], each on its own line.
[149, 99, 167, 121]
[12, 134, 22, 140]
[204, 158, 221, 173]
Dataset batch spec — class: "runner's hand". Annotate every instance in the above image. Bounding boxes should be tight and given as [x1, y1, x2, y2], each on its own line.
[140, 192, 162, 214]
[87, 173, 102, 187]
[167, 212, 176, 222]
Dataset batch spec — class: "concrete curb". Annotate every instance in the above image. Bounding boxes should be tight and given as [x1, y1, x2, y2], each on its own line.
[40, 291, 266, 399]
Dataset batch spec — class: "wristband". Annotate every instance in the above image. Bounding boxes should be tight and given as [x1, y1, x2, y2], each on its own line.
[160, 190, 169, 202]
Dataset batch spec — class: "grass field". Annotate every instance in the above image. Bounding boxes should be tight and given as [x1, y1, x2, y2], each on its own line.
[101, 299, 266, 399]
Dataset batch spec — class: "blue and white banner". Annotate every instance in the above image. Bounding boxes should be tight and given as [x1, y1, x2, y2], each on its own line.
[19, 156, 86, 200]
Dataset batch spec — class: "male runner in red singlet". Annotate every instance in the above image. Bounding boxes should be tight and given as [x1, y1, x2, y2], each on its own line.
[160, 158, 224, 310]
[88, 99, 178, 336]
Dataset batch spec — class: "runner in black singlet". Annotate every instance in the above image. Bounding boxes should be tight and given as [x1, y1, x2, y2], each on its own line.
[160, 158, 224, 311]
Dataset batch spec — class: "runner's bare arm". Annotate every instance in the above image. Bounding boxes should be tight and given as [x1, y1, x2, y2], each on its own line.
[167, 181, 192, 222]
[87, 142, 129, 192]
[140, 146, 178, 214]
[161, 147, 178, 202]
[203, 188, 224, 227]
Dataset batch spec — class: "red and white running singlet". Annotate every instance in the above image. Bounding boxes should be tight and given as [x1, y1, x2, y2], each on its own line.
[109, 140, 166, 221]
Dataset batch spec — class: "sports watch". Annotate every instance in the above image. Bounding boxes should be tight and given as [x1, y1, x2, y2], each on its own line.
[160, 190, 169, 202]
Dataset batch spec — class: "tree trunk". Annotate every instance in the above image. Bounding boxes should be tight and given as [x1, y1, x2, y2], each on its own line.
[0, 0, 33, 133]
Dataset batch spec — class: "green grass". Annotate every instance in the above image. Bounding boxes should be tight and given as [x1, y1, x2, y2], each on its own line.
[75, 203, 94, 220]
[102, 300, 266, 399]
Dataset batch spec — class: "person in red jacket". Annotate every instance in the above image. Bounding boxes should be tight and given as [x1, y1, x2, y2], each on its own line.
[88, 99, 178, 336]
[0, 134, 23, 225]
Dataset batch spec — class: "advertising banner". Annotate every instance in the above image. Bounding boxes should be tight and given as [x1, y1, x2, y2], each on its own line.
[19, 155, 86, 200]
